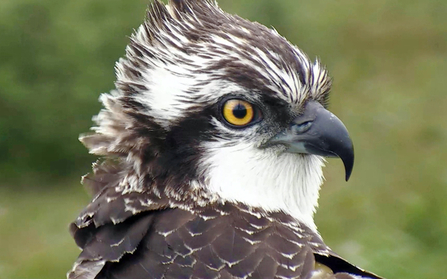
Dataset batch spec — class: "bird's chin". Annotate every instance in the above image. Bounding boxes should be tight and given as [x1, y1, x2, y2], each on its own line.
[198, 141, 325, 230]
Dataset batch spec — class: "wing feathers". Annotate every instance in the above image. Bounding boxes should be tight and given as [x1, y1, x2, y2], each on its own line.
[68, 214, 154, 279]
[70, 196, 382, 279]
[71, 202, 381, 279]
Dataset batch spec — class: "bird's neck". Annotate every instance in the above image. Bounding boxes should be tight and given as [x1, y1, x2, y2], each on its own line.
[195, 142, 325, 231]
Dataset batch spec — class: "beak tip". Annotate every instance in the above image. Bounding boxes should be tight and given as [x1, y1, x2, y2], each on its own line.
[342, 150, 354, 182]
[345, 170, 352, 181]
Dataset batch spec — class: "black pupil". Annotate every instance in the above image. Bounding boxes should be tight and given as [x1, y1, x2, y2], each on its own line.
[233, 103, 247, 119]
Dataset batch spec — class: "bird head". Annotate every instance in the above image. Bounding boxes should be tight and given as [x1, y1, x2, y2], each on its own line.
[81, 0, 354, 230]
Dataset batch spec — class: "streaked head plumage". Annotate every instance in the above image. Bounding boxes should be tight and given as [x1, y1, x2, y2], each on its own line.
[116, 0, 331, 126]
[81, 0, 341, 230]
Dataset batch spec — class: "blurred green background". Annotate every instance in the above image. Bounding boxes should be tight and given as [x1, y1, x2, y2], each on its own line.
[0, 0, 446, 278]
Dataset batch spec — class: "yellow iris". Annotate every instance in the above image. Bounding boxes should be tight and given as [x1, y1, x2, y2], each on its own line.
[222, 99, 254, 126]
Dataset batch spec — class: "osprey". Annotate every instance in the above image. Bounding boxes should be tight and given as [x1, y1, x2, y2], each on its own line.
[69, 0, 382, 278]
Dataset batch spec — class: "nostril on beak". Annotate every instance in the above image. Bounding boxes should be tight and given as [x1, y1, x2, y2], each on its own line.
[291, 121, 313, 134]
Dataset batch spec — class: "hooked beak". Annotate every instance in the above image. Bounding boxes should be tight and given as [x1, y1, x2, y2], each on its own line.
[267, 101, 354, 181]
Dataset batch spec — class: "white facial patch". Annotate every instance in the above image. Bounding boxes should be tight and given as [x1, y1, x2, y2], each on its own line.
[134, 65, 197, 128]
[132, 60, 252, 129]
[197, 140, 325, 231]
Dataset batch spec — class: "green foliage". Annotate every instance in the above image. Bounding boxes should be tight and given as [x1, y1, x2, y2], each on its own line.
[0, 186, 89, 278]
[0, 0, 149, 183]
[0, 0, 446, 278]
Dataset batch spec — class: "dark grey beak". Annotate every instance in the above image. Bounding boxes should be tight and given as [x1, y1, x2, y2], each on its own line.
[267, 101, 354, 181]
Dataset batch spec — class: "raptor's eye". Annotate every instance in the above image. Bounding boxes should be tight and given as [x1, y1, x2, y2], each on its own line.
[222, 99, 258, 127]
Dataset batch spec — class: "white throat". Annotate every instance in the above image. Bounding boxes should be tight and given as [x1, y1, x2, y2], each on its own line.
[197, 141, 325, 231]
